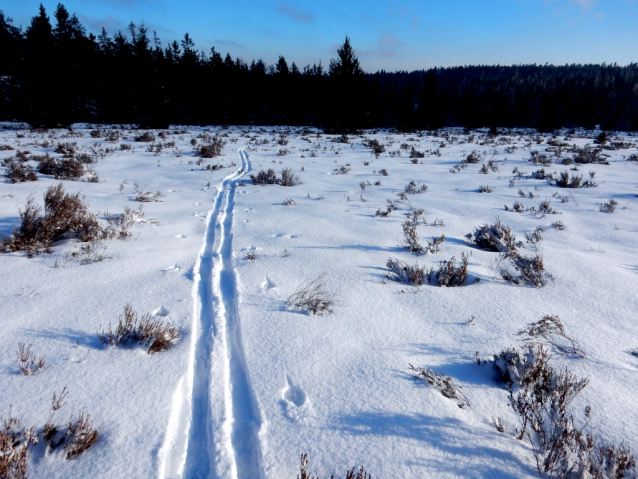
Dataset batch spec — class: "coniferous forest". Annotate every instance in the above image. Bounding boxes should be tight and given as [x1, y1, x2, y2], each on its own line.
[2, 4, 638, 131]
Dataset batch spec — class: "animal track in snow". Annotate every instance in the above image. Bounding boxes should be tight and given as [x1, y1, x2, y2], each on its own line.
[280, 374, 309, 421]
[153, 306, 170, 317]
[261, 277, 277, 291]
[163, 264, 180, 272]
[175, 234, 185, 238]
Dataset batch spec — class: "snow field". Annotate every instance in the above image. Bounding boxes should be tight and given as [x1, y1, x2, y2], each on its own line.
[0, 125, 637, 478]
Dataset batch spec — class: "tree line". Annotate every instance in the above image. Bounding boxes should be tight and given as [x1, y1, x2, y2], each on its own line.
[1, 4, 637, 131]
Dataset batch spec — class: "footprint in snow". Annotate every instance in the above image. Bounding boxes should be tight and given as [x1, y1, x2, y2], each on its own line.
[175, 234, 186, 238]
[261, 277, 277, 291]
[153, 306, 170, 317]
[163, 264, 181, 273]
[280, 374, 309, 421]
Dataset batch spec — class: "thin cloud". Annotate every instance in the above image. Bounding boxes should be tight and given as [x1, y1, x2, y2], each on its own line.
[359, 34, 406, 60]
[277, 2, 316, 23]
[215, 39, 244, 49]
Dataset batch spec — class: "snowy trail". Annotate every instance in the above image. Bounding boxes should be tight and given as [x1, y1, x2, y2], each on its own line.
[159, 148, 264, 479]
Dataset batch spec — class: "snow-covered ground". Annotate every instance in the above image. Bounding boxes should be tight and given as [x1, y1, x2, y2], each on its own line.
[1, 125, 637, 479]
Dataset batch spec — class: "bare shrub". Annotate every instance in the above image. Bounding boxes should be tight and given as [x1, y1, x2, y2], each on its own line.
[529, 168, 549, 180]
[402, 209, 425, 254]
[378, 168, 389, 176]
[493, 344, 551, 391]
[518, 315, 585, 357]
[54, 142, 78, 157]
[551, 221, 565, 230]
[17, 343, 45, 375]
[55, 158, 84, 180]
[437, 252, 469, 287]
[573, 146, 608, 164]
[333, 166, 351, 175]
[466, 150, 483, 163]
[64, 410, 99, 459]
[375, 199, 394, 217]
[467, 219, 517, 252]
[98, 304, 180, 353]
[1, 184, 101, 256]
[280, 168, 302, 186]
[120, 143, 133, 151]
[0, 412, 39, 478]
[251, 168, 279, 185]
[479, 185, 492, 193]
[297, 453, 371, 479]
[196, 136, 226, 158]
[104, 206, 144, 239]
[386, 258, 433, 285]
[63, 240, 108, 265]
[283, 198, 296, 206]
[555, 171, 582, 188]
[409, 146, 425, 159]
[404, 181, 428, 194]
[134, 183, 163, 202]
[3, 159, 37, 183]
[600, 199, 618, 213]
[286, 274, 333, 315]
[409, 364, 469, 408]
[500, 251, 552, 287]
[479, 164, 489, 174]
[134, 131, 155, 142]
[523, 228, 542, 251]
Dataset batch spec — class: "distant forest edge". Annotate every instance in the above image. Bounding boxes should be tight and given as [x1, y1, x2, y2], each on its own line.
[2, 4, 638, 131]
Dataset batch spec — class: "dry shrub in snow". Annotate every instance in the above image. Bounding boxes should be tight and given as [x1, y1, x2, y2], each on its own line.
[3, 158, 37, 183]
[466, 150, 484, 163]
[402, 209, 425, 254]
[479, 185, 492, 193]
[283, 198, 296, 206]
[36, 155, 84, 180]
[518, 315, 585, 357]
[17, 343, 45, 376]
[386, 258, 433, 285]
[403, 181, 428, 194]
[297, 453, 371, 479]
[375, 199, 394, 217]
[572, 146, 609, 165]
[286, 274, 333, 315]
[437, 252, 469, 287]
[134, 131, 155, 142]
[409, 146, 425, 159]
[104, 205, 144, 239]
[599, 199, 618, 213]
[1, 184, 101, 256]
[409, 364, 469, 408]
[197, 136, 226, 158]
[0, 412, 39, 479]
[251, 168, 301, 186]
[98, 304, 180, 353]
[467, 219, 517, 252]
[500, 251, 552, 287]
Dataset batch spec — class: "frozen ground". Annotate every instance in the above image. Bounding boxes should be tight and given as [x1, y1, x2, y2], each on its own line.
[1, 125, 637, 479]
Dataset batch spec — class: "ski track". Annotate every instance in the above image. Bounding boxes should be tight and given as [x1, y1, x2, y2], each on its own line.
[159, 148, 264, 479]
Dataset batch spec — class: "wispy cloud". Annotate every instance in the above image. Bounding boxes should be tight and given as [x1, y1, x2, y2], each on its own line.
[277, 2, 316, 23]
[214, 39, 244, 49]
[568, 0, 595, 10]
[359, 33, 406, 59]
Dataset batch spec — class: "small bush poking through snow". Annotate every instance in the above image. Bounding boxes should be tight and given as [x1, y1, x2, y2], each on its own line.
[1, 184, 101, 256]
[16, 343, 45, 376]
[386, 258, 433, 285]
[0, 412, 39, 478]
[104, 205, 144, 239]
[286, 273, 333, 315]
[409, 364, 470, 408]
[402, 209, 425, 254]
[134, 131, 155, 142]
[403, 181, 428, 194]
[297, 453, 371, 479]
[467, 219, 517, 252]
[493, 344, 551, 392]
[437, 252, 469, 287]
[3, 158, 37, 183]
[98, 304, 180, 353]
[599, 198, 618, 213]
[283, 198, 296, 206]
[251, 168, 301, 186]
[375, 199, 394, 217]
[518, 314, 585, 357]
[479, 185, 492, 193]
[499, 251, 553, 287]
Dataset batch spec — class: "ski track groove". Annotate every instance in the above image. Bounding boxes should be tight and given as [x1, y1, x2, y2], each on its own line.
[159, 148, 264, 479]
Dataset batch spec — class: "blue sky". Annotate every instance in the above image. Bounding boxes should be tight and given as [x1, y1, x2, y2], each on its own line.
[5, 0, 638, 71]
